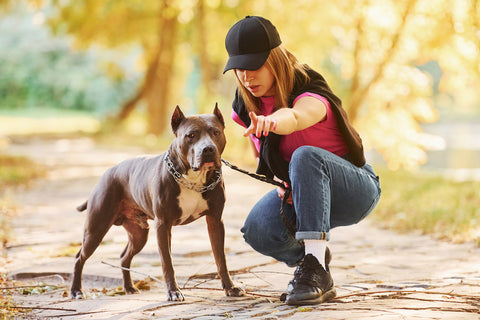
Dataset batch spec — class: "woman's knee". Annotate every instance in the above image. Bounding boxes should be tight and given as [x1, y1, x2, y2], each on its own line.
[241, 206, 299, 256]
[290, 146, 330, 170]
[242, 214, 289, 252]
[241, 217, 303, 266]
[240, 190, 303, 265]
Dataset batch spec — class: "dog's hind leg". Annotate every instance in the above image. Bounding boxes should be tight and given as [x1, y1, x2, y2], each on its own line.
[70, 218, 114, 299]
[120, 217, 149, 294]
[70, 186, 121, 299]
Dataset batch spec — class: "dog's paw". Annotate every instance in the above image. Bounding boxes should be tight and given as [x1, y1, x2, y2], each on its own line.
[225, 286, 245, 297]
[124, 285, 140, 295]
[167, 289, 185, 301]
[70, 289, 84, 300]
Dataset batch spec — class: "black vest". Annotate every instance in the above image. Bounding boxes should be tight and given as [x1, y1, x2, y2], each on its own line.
[232, 66, 366, 183]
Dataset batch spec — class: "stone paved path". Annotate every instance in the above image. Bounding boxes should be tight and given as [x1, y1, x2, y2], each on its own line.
[3, 138, 480, 319]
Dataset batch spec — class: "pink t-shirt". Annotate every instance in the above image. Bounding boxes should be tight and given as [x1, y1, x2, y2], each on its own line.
[231, 92, 349, 162]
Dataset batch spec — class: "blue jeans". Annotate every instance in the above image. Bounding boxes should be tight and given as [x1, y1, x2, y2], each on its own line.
[241, 146, 381, 266]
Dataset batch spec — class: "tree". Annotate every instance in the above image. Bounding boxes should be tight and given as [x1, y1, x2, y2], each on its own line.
[348, 0, 480, 170]
[7, 0, 480, 169]
[254, 0, 479, 170]
[37, 0, 250, 135]
[0, 5, 137, 112]
[43, 0, 180, 135]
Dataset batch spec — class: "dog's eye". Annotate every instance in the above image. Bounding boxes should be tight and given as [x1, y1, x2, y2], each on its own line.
[186, 132, 196, 139]
[212, 129, 221, 136]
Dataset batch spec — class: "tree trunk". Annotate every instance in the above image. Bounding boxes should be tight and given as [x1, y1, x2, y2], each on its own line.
[115, 0, 179, 135]
[195, 0, 214, 112]
[117, 84, 145, 121]
[144, 1, 179, 135]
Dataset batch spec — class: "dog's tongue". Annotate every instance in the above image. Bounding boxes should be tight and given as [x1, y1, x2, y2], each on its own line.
[192, 162, 215, 171]
[202, 162, 215, 170]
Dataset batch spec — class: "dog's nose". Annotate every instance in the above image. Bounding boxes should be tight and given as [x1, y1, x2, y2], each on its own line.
[202, 146, 216, 156]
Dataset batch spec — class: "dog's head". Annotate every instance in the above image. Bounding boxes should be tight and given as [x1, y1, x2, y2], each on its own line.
[170, 103, 226, 173]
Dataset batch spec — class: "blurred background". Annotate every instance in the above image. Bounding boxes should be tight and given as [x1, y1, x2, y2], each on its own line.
[0, 0, 479, 245]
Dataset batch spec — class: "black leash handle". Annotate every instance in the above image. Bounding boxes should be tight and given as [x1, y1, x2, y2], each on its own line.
[281, 188, 297, 237]
[222, 158, 297, 237]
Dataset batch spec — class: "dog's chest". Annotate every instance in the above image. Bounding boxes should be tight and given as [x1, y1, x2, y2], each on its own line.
[175, 186, 208, 225]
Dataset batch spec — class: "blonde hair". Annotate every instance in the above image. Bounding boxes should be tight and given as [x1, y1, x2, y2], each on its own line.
[235, 46, 310, 114]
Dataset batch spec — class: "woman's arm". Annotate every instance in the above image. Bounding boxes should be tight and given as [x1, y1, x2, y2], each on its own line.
[243, 95, 327, 137]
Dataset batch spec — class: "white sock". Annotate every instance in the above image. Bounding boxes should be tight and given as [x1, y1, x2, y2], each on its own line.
[304, 239, 327, 269]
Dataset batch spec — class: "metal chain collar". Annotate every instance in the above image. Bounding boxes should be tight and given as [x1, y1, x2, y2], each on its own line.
[164, 151, 222, 193]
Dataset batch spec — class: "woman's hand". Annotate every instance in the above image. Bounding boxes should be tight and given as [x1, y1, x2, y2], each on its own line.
[244, 111, 277, 137]
[276, 182, 293, 204]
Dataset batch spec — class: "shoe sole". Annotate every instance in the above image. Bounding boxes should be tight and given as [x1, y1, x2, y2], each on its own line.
[286, 287, 337, 306]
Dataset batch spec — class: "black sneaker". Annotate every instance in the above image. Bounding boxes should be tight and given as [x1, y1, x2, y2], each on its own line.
[280, 247, 332, 302]
[284, 253, 336, 305]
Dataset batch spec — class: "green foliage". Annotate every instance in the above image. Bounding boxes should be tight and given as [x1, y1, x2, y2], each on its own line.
[373, 168, 480, 243]
[0, 7, 140, 114]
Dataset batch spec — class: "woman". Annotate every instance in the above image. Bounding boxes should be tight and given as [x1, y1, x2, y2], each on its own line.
[223, 16, 381, 305]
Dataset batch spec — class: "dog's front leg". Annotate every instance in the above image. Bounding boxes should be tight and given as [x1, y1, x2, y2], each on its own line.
[205, 215, 245, 297]
[155, 219, 184, 301]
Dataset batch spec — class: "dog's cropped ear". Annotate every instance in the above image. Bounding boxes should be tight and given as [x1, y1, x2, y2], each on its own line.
[213, 102, 225, 127]
[171, 105, 186, 135]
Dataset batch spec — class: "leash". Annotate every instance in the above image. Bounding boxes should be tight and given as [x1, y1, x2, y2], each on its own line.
[221, 158, 284, 188]
[221, 158, 297, 237]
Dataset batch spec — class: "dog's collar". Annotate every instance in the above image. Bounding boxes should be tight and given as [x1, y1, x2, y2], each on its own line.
[164, 151, 222, 193]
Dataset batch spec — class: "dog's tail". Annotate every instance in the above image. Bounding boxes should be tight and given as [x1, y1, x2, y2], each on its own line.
[77, 201, 88, 212]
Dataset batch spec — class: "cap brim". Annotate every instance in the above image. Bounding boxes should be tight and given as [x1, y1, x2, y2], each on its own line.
[223, 51, 270, 74]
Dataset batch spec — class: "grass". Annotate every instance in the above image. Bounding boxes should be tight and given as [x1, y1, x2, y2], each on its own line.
[0, 107, 100, 136]
[0, 155, 45, 193]
[372, 168, 480, 244]
[0, 155, 46, 249]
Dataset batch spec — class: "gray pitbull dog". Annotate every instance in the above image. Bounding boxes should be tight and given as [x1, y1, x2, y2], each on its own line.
[70, 104, 244, 301]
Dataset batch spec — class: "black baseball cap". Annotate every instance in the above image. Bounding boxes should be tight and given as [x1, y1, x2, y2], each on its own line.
[223, 16, 282, 74]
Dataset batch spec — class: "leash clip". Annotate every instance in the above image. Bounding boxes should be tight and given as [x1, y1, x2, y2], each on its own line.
[165, 151, 222, 193]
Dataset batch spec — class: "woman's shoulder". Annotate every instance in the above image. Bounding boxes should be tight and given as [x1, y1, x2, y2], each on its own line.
[290, 65, 341, 108]
[293, 92, 331, 109]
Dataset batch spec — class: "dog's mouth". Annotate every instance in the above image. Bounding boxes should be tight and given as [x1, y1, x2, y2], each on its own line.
[190, 145, 221, 172]
[192, 160, 218, 172]
[201, 162, 215, 170]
